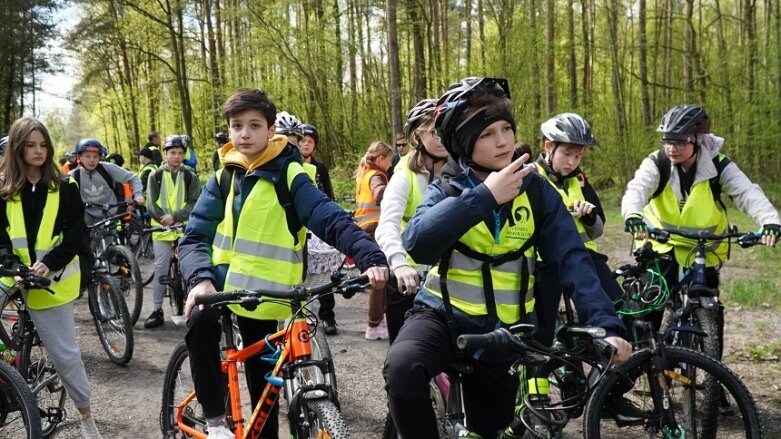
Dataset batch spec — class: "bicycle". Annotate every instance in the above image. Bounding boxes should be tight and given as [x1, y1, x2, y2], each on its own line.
[0, 265, 66, 437]
[86, 201, 145, 325]
[641, 227, 762, 362]
[145, 223, 187, 325]
[124, 207, 156, 287]
[585, 241, 764, 438]
[160, 271, 369, 438]
[0, 358, 41, 438]
[85, 214, 135, 365]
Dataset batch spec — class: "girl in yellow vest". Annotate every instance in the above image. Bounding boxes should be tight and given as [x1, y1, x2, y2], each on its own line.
[384, 77, 632, 438]
[533, 113, 624, 346]
[354, 141, 394, 339]
[376, 98, 448, 343]
[0, 117, 103, 438]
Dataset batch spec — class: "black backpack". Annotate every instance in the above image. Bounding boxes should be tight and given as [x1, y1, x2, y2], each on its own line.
[649, 148, 730, 208]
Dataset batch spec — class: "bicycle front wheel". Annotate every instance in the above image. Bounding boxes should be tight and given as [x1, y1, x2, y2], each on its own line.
[0, 360, 42, 439]
[291, 398, 349, 439]
[584, 346, 763, 438]
[89, 274, 134, 366]
[134, 232, 155, 286]
[161, 342, 209, 438]
[106, 244, 144, 325]
[18, 330, 66, 438]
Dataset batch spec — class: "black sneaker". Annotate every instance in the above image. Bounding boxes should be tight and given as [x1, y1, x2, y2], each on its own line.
[604, 396, 646, 426]
[144, 309, 164, 329]
[323, 319, 338, 336]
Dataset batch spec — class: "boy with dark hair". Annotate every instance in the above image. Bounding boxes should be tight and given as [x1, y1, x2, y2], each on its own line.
[179, 88, 388, 438]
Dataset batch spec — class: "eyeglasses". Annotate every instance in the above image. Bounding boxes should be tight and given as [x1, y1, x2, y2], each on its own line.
[396, 143, 407, 148]
[661, 140, 690, 151]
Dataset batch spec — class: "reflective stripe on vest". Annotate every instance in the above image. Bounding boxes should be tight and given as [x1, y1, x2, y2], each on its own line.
[152, 170, 186, 241]
[1, 181, 80, 310]
[212, 168, 234, 266]
[643, 179, 728, 267]
[536, 164, 596, 251]
[354, 168, 382, 228]
[424, 194, 537, 324]
[221, 162, 309, 320]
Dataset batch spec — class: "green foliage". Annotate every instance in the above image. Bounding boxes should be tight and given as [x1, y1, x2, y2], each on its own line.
[722, 279, 780, 309]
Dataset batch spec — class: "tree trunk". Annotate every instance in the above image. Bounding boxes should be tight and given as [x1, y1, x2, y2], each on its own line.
[638, 0, 651, 125]
[581, 0, 593, 109]
[387, 0, 402, 138]
[567, 0, 577, 108]
[546, 0, 556, 114]
[407, 0, 426, 98]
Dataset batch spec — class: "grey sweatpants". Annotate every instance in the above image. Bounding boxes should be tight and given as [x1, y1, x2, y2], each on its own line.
[28, 302, 92, 409]
[152, 240, 174, 310]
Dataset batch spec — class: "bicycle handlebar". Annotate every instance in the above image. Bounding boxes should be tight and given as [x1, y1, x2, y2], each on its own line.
[84, 200, 137, 211]
[144, 223, 186, 234]
[646, 226, 761, 248]
[0, 264, 52, 289]
[195, 272, 371, 308]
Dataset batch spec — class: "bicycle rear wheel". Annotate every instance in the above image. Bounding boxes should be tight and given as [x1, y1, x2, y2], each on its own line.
[106, 245, 144, 326]
[17, 325, 66, 437]
[161, 342, 209, 438]
[167, 262, 186, 317]
[584, 346, 763, 438]
[89, 274, 134, 366]
[291, 398, 349, 439]
[0, 360, 42, 439]
[134, 232, 155, 286]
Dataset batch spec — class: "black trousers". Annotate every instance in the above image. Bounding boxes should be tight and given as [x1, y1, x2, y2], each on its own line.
[186, 307, 280, 438]
[384, 277, 415, 344]
[534, 250, 624, 347]
[383, 308, 518, 439]
[317, 293, 335, 322]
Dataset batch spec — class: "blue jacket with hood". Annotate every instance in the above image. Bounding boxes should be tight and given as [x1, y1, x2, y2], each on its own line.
[402, 158, 625, 338]
[180, 136, 388, 290]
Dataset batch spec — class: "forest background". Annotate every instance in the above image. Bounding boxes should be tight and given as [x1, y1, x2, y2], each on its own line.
[2, 0, 780, 204]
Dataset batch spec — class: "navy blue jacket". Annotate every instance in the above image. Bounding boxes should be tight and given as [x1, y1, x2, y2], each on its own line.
[402, 160, 625, 338]
[180, 146, 387, 290]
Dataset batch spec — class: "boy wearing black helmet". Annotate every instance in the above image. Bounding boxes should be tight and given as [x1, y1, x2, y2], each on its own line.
[384, 77, 631, 438]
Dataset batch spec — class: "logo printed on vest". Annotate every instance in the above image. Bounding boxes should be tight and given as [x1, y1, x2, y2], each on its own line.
[506, 206, 533, 240]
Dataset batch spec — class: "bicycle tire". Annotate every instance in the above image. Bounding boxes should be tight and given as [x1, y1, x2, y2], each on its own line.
[168, 261, 185, 317]
[17, 323, 66, 437]
[89, 274, 134, 366]
[161, 342, 209, 438]
[106, 245, 144, 326]
[134, 233, 155, 287]
[583, 346, 763, 438]
[0, 360, 42, 439]
[292, 398, 349, 439]
[660, 301, 721, 362]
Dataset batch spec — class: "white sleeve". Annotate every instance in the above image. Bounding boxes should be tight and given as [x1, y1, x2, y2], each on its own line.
[720, 162, 781, 226]
[621, 156, 660, 219]
[376, 171, 413, 269]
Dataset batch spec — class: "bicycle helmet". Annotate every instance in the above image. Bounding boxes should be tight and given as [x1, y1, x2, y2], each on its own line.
[214, 132, 229, 145]
[403, 99, 438, 139]
[540, 113, 598, 146]
[276, 111, 303, 138]
[180, 134, 192, 147]
[66, 150, 77, 159]
[434, 77, 512, 161]
[164, 135, 186, 150]
[76, 138, 108, 156]
[0, 136, 7, 157]
[300, 124, 319, 144]
[106, 152, 125, 167]
[657, 104, 711, 141]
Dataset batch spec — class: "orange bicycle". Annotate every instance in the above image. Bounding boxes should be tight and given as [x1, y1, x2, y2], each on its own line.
[159, 271, 369, 438]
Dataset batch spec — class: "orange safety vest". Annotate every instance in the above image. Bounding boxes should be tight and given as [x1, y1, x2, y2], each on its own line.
[354, 168, 384, 229]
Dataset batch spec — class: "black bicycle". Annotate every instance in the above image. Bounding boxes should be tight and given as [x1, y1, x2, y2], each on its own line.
[0, 265, 65, 437]
[589, 241, 764, 438]
[86, 202, 144, 325]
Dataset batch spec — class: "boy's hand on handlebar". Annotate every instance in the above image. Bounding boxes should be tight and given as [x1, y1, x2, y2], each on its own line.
[134, 196, 146, 206]
[184, 279, 217, 320]
[605, 336, 632, 365]
[484, 154, 534, 205]
[393, 265, 420, 296]
[363, 266, 389, 290]
[160, 214, 175, 226]
[29, 261, 49, 277]
[762, 224, 780, 247]
[624, 214, 647, 240]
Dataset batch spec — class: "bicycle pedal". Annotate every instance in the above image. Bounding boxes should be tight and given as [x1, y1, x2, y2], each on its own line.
[47, 407, 64, 423]
[170, 315, 186, 326]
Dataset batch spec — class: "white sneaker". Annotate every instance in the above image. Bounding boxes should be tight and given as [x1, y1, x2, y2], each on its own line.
[365, 319, 389, 340]
[80, 415, 103, 439]
[208, 424, 234, 439]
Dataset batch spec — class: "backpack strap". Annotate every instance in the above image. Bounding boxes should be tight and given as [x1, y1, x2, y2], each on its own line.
[275, 160, 305, 245]
[155, 167, 195, 192]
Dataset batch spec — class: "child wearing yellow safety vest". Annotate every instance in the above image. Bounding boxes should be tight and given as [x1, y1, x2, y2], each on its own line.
[0, 117, 103, 439]
[179, 88, 388, 438]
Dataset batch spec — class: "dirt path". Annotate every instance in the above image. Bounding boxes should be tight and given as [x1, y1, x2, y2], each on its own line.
[48, 221, 781, 438]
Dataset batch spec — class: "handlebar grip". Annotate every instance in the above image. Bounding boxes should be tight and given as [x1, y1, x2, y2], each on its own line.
[456, 329, 511, 352]
[195, 291, 242, 306]
[592, 338, 615, 359]
[26, 275, 51, 287]
[738, 232, 762, 248]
